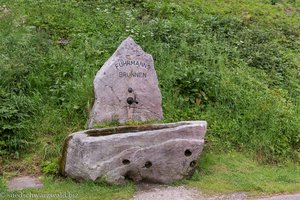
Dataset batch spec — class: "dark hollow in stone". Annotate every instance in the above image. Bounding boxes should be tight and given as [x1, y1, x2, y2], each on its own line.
[185, 149, 192, 156]
[122, 159, 130, 165]
[124, 171, 138, 182]
[145, 161, 152, 168]
[128, 88, 133, 93]
[190, 160, 197, 167]
[86, 122, 190, 137]
[127, 97, 134, 105]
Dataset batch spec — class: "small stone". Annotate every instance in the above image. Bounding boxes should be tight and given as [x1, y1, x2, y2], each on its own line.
[7, 176, 43, 191]
[88, 37, 163, 128]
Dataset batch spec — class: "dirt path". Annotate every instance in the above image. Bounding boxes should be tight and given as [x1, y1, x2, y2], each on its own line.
[131, 183, 300, 200]
[131, 183, 247, 200]
[256, 194, 300, 200]
[131, 183, 203, 200]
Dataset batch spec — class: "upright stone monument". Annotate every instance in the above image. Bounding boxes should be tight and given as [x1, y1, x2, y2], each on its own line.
[88, 37, 163, 128]
[60, 37, 207, 185]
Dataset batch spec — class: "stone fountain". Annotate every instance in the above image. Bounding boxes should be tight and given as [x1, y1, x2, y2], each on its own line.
[59, 37, 207, 184]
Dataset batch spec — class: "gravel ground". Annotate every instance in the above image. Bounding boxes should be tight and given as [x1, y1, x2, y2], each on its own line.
[132, 184, 203, 200]
[131, 183, 300, 200]
[255, 194, 300, 200]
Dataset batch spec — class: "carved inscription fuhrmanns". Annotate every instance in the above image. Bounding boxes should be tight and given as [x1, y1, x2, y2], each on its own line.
[88, 37, 163, 128]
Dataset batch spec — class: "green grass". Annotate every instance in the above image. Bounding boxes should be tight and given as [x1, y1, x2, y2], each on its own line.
[1, 0, 299, 163]
[0, 176, 5, 192]
[0, 0, 300, 197]
[0, 177, 135, 200]
[187, 152, 300, 195]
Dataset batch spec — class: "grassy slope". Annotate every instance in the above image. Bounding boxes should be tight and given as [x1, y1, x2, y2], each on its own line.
[188, 153, 300, 195]
[0, 0, 300, 198]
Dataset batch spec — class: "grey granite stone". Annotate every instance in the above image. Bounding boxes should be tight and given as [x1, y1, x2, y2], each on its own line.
[60, 121, 207, 185]
[88, 37, 163, 128]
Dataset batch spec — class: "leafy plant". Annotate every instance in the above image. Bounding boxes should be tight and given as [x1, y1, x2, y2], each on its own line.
[41, 159, 58, 175]
[0, 92, 35, 157]
[174, 64, 221, 105]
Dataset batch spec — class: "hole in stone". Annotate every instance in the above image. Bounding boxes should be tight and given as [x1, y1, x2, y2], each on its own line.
[185, 149, 192, 156]
[122, 159, 130, 165]
[135, 101, 139, 104]
[145, 161, 152, 168]
[124, 171, 135, 182]
[190, 160, 197, 168]
[128, 88, 133, 93]
[127, 97, 134, 105]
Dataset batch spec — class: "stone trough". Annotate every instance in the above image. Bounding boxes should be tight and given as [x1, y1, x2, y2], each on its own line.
[60, 121, 206, 184]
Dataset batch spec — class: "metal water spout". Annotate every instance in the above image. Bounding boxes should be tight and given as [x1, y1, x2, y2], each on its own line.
[127, 97, 138, 105]
[127, 87, 138, 119]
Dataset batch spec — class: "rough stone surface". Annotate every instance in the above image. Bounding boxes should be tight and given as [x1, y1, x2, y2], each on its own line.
[60, 121, 207, 184]
[88, 37, 163, 128]
[7, 176, 43, 191]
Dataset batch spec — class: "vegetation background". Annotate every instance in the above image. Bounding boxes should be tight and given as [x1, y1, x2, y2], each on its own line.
[0, 0, 299, 199]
